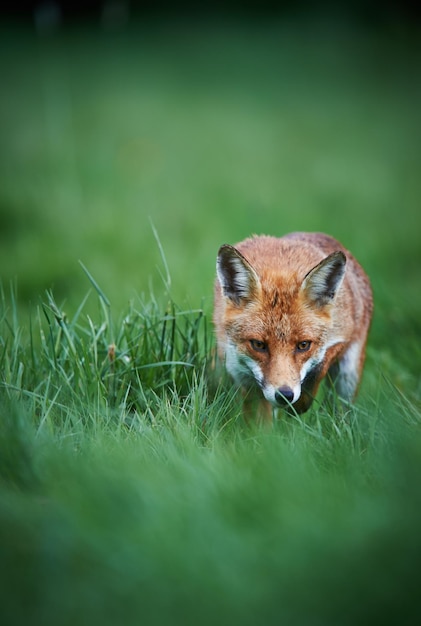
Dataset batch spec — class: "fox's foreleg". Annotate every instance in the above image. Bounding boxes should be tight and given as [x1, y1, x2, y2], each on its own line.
[336, 341, 366, 399]
[326, 340, 367, 408]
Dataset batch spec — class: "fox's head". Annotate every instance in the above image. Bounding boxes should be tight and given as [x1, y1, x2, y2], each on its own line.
[215, 244, 347, 412]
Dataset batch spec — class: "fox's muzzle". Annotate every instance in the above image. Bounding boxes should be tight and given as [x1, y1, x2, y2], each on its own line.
[274, 386, 295, 406]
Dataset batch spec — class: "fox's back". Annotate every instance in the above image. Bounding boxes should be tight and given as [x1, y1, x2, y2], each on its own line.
[235, 232, 358, 278]
[215, 232, 372, 332]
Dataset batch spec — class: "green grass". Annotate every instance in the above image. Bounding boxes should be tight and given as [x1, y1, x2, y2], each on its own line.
[1, 15, 421, 626]
[1, 278, 421, 625]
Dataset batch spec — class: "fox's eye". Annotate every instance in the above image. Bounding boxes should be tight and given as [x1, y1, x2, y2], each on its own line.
[296, 340, 311, 352]
[250, 339, 268, 353]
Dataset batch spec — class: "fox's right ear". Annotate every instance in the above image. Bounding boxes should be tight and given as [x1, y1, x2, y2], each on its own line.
[216, 245, 260, 305]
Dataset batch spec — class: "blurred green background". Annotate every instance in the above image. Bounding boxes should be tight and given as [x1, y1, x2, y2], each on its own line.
[0, 2, 420, 356]
[1, 5, 421, 626]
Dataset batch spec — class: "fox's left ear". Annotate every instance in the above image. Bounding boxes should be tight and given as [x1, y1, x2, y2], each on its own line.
[217, 244, 260, 305]
[301, 251, 346, 306]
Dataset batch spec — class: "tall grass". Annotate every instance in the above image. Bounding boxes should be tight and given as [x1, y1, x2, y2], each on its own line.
[1, 278, 224, 436]
[1, 280, 421, 626]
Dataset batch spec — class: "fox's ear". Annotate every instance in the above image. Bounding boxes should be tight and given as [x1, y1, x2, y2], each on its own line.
[217, 245, 260, 304]
[301, 251, 346, 306]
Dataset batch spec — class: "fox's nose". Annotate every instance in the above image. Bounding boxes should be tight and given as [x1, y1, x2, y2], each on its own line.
[275, 386, 294, 405]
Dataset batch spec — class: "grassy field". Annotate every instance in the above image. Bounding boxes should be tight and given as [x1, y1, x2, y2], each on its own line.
[1, 14, 421, 626]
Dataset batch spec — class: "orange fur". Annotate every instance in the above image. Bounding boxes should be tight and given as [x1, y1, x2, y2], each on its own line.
[213, 232, 373, 420]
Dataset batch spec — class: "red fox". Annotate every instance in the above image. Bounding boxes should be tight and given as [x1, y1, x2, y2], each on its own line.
[213, 232, 373, 418]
